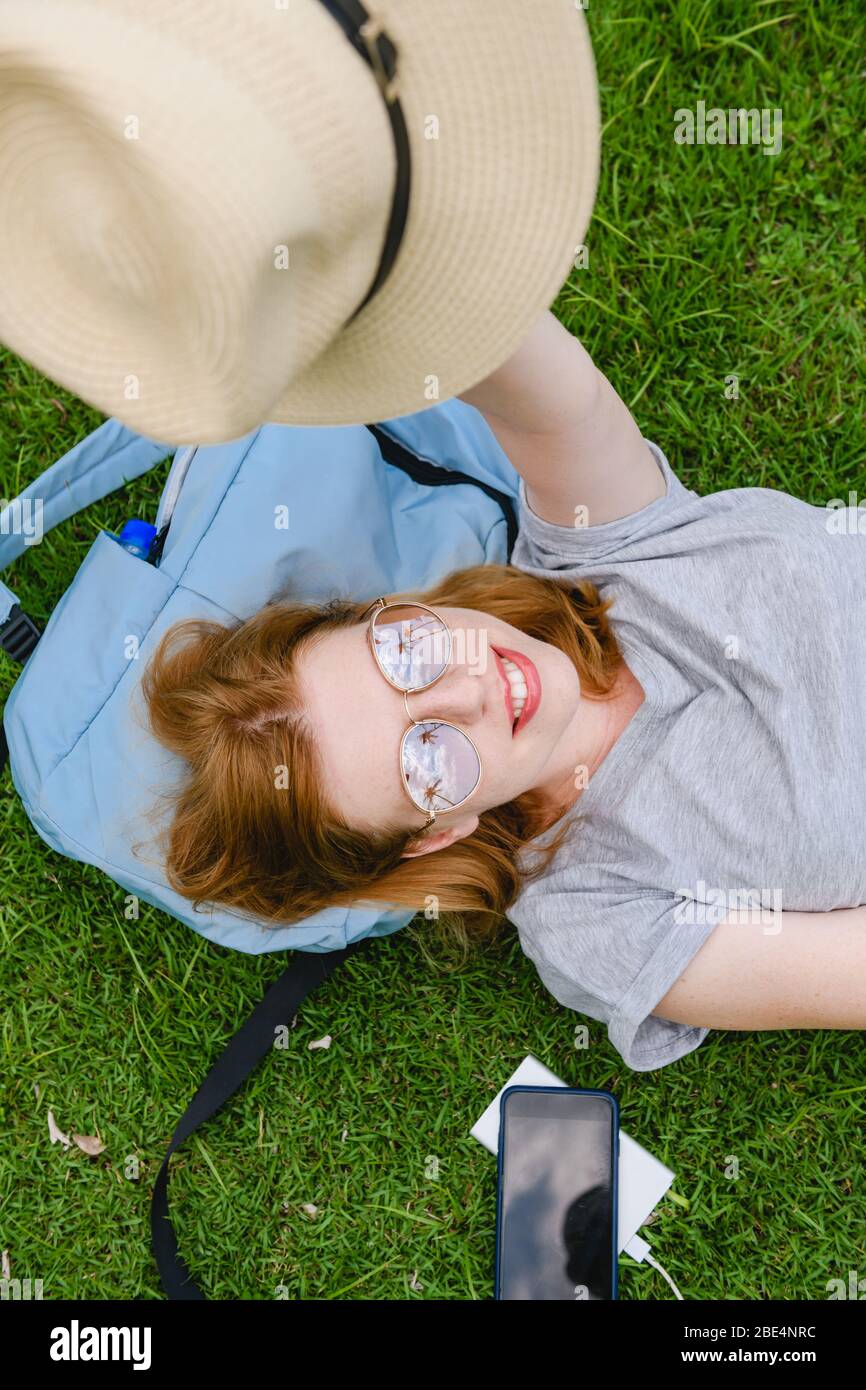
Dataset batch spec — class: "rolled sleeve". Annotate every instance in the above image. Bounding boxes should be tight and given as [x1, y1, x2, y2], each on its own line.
[512, 888, 718, 1072]
[510, 440, 699, 570]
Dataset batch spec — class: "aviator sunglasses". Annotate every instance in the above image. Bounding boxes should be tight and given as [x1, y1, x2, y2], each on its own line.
[362, 597, 482, 829]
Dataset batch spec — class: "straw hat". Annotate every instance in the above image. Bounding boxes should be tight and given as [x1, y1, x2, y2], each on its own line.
[0, 0, 599, 445]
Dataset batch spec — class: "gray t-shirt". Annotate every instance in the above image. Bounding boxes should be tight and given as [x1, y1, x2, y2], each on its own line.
[508, 440, 866, 1071]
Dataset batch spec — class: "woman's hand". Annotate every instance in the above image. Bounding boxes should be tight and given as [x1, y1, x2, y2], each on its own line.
[458, 310, 665, 528]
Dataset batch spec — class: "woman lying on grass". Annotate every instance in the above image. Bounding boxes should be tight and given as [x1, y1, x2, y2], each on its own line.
[142, 309, 866, 1071]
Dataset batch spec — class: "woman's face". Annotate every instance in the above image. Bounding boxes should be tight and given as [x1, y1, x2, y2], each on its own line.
[295, 605, 583, 855]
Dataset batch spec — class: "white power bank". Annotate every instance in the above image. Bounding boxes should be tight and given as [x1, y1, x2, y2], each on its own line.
[469, 1053, 674, 1253]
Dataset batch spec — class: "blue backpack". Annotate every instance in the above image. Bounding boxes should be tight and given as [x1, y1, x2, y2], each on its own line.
[0, 397, 520, 1296]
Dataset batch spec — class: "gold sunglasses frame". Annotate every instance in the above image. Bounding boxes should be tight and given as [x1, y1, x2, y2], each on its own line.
[362, 596, 483, 828]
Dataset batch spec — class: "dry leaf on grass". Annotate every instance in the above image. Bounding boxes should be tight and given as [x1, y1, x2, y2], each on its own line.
[47, 1110, 105, 1156]
[47, 1110, 71, 1149]
[308, 1034, 332, 1051]
[72, 1134, 106, 1157]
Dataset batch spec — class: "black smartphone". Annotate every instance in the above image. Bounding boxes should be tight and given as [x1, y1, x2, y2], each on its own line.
[494, 1085, 619, 1300]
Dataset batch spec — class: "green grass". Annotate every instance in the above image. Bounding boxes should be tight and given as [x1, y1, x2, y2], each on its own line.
[2, 0, 865, 1300]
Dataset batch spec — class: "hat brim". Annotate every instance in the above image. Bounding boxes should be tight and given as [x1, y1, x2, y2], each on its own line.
[0, 0, 599, 440]
[276, 0, 599, 426]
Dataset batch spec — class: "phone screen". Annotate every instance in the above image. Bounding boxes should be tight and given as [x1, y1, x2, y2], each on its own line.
[497, 1088, 617, 1300]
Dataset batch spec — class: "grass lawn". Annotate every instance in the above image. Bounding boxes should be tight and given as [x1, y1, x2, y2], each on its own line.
[1, 0, 865, 1300]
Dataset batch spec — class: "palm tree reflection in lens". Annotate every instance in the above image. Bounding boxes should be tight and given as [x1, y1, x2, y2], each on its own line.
[372, 605, 450, 689]
[401, 719, 481, 814]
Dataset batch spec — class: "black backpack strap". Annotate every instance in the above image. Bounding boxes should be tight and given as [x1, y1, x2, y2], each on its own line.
[0, 604, 41, 779]
[0, 603, 41, 665]
[367, 423, 519, 559]
[152, 936, 372, 1299]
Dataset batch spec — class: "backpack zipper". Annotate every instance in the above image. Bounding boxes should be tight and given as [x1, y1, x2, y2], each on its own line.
[366, 424, 518, 557]
[149, 427, 519, 568]
[149, 446, 198, 565]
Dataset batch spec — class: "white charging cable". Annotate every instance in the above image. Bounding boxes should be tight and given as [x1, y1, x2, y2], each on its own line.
[624, 1233, 684, 1300]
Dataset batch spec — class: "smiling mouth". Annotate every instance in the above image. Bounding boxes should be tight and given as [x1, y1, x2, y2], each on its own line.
[491, 646, 541, 736]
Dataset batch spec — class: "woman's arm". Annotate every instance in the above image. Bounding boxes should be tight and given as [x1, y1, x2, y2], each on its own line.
[653, 906, 866, 1030]
[458, 309, 665, 528]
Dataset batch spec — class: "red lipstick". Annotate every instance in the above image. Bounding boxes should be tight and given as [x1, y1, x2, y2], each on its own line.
[491, 646, 541, 736]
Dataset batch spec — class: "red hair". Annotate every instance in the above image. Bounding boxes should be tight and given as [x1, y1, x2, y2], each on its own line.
[140, 564, 622, 943]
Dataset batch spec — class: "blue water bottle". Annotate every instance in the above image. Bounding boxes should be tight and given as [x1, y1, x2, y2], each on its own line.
[112, 519, 157, 560]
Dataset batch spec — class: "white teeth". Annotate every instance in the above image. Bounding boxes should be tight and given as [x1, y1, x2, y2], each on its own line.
[500, 655, 528, 723]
